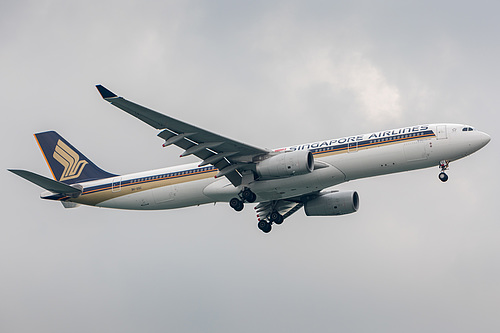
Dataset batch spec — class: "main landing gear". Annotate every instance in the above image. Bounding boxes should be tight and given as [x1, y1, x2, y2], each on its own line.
[438, 160, 450, 182]
[229, 187, 257, 212]
[257, 211, 284, 233]
[229, 197, 244, 211]
[258, 220, 272, 233]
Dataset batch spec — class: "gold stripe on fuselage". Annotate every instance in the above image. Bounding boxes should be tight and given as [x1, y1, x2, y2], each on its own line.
[73, 169, 217, 206]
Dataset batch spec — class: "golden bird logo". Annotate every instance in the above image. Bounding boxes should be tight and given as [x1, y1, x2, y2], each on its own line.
[53, 140, 88, 181]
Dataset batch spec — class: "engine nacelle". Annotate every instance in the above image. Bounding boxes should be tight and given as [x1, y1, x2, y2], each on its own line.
[304, 191, 359, 216]
[256, 150, 314, 179]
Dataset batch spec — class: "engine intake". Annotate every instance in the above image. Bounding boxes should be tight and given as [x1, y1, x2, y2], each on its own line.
[256, 150, 314, 179]
[304, 191, 359, 216]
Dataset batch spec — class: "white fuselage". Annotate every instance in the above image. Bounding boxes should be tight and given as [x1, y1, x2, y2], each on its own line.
[60, 123, 490, 210]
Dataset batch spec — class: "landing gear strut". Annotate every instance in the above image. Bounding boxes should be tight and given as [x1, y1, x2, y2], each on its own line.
[229, 187, 256, 212]
[438, 160, 449, 182]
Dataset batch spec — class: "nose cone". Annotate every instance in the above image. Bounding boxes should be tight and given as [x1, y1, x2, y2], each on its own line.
[472, 131, 491, 152]
[479, 131, 491, 147]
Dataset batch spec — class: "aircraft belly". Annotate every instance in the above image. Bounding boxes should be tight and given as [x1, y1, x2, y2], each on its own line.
[203, 164, 346, 202]
[96, 190, 155, 209]
[97, 179, 214, 210]
[253, 165, 345, 200]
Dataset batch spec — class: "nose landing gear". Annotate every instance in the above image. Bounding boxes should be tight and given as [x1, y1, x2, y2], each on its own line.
[438, 160, 450, 182]
[438, 172, 449, 182]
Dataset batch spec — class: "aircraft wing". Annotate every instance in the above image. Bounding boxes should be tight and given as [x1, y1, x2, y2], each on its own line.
[96, 85, 268, 186]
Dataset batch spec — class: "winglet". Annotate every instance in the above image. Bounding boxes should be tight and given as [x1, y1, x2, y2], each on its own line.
[96, 85, 117, 99]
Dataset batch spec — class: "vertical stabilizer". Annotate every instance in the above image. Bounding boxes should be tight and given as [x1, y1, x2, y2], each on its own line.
[34, 131, 116, 184]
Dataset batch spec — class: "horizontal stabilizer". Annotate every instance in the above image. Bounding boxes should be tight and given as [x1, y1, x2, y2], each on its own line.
[8, 169, 82, 194]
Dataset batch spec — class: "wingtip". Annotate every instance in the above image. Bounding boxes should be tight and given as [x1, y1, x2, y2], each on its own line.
[96, 84, 117, 99]
[8, 169, 25, 177]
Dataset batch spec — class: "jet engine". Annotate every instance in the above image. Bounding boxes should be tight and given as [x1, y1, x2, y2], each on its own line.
[256, 150, 314, 179]
[304, 191, 359, 216]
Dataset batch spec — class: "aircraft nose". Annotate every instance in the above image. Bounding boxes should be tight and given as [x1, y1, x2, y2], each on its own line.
[480, 131, 491, 146]
[474, 131, 491, 150]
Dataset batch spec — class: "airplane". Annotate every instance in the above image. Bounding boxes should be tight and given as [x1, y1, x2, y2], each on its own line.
[8, 85, 491, 233]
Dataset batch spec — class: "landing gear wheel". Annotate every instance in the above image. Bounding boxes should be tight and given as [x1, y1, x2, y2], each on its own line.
[258, 221, 272, 233]
[269, 211, 283, 225]
[229, 197, 244, 211]
[241, 188, 256, 203]
[439, 172, 449, 182]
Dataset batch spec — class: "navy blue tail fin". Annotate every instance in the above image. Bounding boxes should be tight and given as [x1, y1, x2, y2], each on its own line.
[34, 131, 116, 184]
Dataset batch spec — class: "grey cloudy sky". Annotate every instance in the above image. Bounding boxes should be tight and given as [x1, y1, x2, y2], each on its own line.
[1, 1, 499, 332]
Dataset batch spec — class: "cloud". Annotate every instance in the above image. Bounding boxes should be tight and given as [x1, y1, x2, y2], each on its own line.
[298, 50, 402, 124]
[243, 6, 402, 134]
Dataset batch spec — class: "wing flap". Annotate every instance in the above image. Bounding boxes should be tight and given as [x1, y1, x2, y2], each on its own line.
[254, 200, 304, 223]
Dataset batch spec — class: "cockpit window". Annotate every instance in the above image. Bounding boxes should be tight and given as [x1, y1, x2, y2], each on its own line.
[462, 127, 474, 132]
